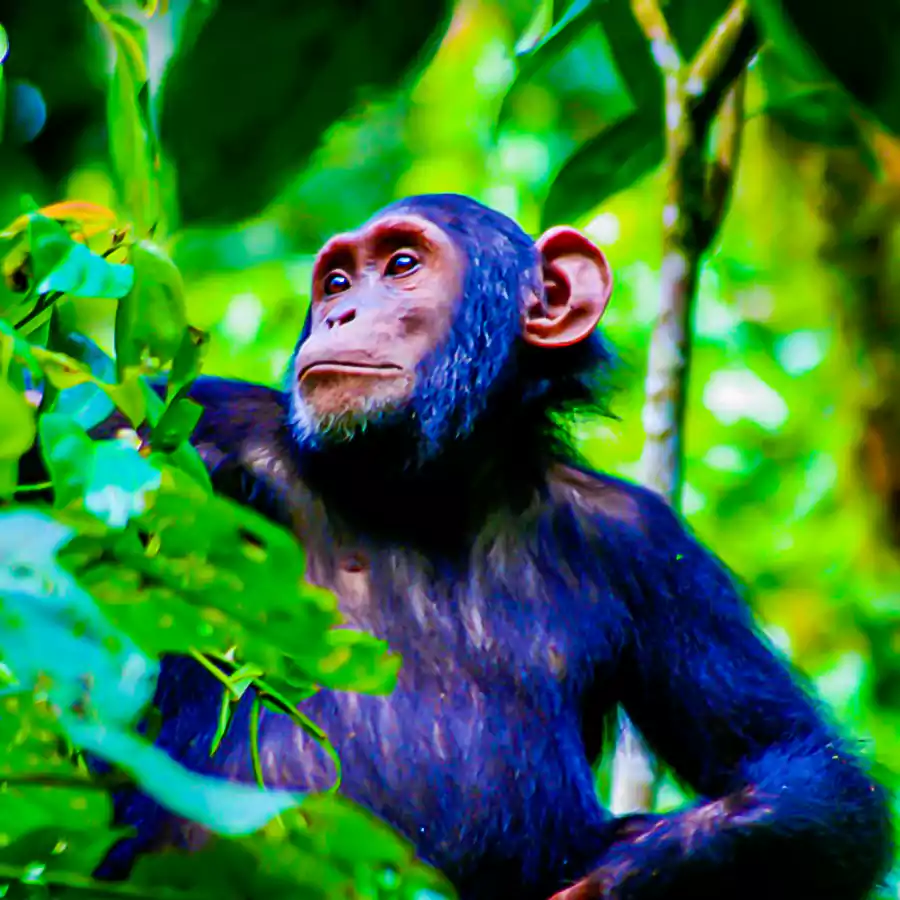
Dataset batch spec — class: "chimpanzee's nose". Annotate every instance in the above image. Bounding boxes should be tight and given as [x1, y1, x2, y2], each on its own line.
[325, 306, 357, 329]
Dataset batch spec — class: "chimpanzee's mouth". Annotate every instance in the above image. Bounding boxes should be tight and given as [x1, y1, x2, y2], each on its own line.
[299, 362, 405, 381]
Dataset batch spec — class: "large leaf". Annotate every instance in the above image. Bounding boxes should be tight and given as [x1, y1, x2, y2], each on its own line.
[754, 50, 875, 157]
[158, 0, 454, 225]
[115, 240, 188, 374]
[40, 415, 162, 529]
[749, 0, 900, 136]
[543, 112, 665, 226]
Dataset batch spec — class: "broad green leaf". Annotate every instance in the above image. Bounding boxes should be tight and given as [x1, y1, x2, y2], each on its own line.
[62, 719, 301, 836]
[159, 0, 454, 224]
[37, 414, 95, 508]
[40, 415, 161, 528]
[167, 325, 210, 404]
[543, 113, 664, 226]
[45, 328, 116, 431]
[749, 0, 900, 136]
[31, 347, 146, 426]
[0, 510, 158, 726]
[26, 214, 133, 299]
[152, 397, 204, 452]
[115, 240, 188, 375]
[595, 0, 662, 109]
[0, 380, 35, 461]
[104, 12, 160, 231]
[514, 0, 595, 79]
[755, 51, 874, 156]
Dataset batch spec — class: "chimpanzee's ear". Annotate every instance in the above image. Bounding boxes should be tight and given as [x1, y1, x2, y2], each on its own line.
[523, 226, 613, 349]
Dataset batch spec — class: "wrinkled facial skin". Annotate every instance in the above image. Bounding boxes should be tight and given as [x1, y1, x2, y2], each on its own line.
[291, 215, 463, 440]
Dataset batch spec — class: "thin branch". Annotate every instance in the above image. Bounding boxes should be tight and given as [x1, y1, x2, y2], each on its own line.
[690, 2, 759, 125]
[703, 73, 747, 246]
[630, 0, 682, 74]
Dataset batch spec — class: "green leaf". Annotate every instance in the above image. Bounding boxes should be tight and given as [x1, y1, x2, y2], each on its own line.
[104, 11, 160, 232]
[748, 0, 900, 136]
[543, 113, 664, 226]
[167, 325, 210, 404]
[595, 0, 662, 109]
[152, 397, 204, 452]
[31, 347, 146, 426]
[514, 0, 595, 78]
[0, 510, 158, 726]
[26, 214, 134, 299]
[0, 697, 126, 872]
[0, 380, 35, 461]
[130, 800, 456, 900]
[159, 0, 454, 225]
[39, 415, 162, 528]
[45, 318, 117, 430]
[755, 50, 874, 154]
[115, 240, 188, 375]
[62, 719, 302, 836]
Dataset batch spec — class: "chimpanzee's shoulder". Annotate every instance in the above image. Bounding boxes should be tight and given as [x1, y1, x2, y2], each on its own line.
[547, 462, 676, 537]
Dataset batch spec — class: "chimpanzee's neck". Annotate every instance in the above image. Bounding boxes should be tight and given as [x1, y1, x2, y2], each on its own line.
[291, 408, 558, 552]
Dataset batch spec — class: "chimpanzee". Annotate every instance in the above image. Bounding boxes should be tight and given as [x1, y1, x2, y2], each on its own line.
[82, 195, 891, 898]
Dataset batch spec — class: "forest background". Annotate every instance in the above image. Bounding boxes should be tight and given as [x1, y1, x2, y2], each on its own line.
[1, 0, 900, 897]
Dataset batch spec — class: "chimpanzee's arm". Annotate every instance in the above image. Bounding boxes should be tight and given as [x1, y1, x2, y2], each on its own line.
[569, 488, 893, 900]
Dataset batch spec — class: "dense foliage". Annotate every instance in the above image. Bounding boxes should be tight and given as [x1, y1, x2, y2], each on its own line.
[1, 0, 899, 897]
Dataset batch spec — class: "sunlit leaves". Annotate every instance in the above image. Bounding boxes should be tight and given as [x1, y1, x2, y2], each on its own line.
[0, 201, 119, 241]
[22, 213, 133, 300]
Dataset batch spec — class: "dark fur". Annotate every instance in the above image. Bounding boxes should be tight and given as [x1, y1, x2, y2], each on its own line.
[38, 195, 893, 898]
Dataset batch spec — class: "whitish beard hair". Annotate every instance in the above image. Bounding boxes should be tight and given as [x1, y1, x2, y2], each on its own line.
[288, 391, 401, 447]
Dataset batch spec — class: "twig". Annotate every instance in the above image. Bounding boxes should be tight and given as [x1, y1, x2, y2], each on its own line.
[703, 73, 747, 245]
[630, 0, 682, 74]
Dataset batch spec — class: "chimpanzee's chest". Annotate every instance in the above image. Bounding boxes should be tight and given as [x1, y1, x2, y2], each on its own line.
[248, 544, 623, 884]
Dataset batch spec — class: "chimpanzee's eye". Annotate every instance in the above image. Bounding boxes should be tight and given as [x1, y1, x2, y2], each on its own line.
[323, 271, 351, 295]
[384, 252, 420, 278]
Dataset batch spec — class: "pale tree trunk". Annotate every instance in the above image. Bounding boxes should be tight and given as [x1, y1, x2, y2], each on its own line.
[609, 0, 756, 816]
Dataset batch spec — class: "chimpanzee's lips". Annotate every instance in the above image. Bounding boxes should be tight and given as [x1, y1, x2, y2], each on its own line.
[299, 361, 405, 380]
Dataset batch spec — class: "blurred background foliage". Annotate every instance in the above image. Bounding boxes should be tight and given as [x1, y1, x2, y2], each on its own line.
[2, 0, 900, 895]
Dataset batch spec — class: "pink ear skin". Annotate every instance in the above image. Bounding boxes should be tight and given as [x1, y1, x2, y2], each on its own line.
[523, 226, 614, 349]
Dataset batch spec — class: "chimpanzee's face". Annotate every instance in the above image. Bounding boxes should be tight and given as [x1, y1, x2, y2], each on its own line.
[291, 213, 462, 439]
